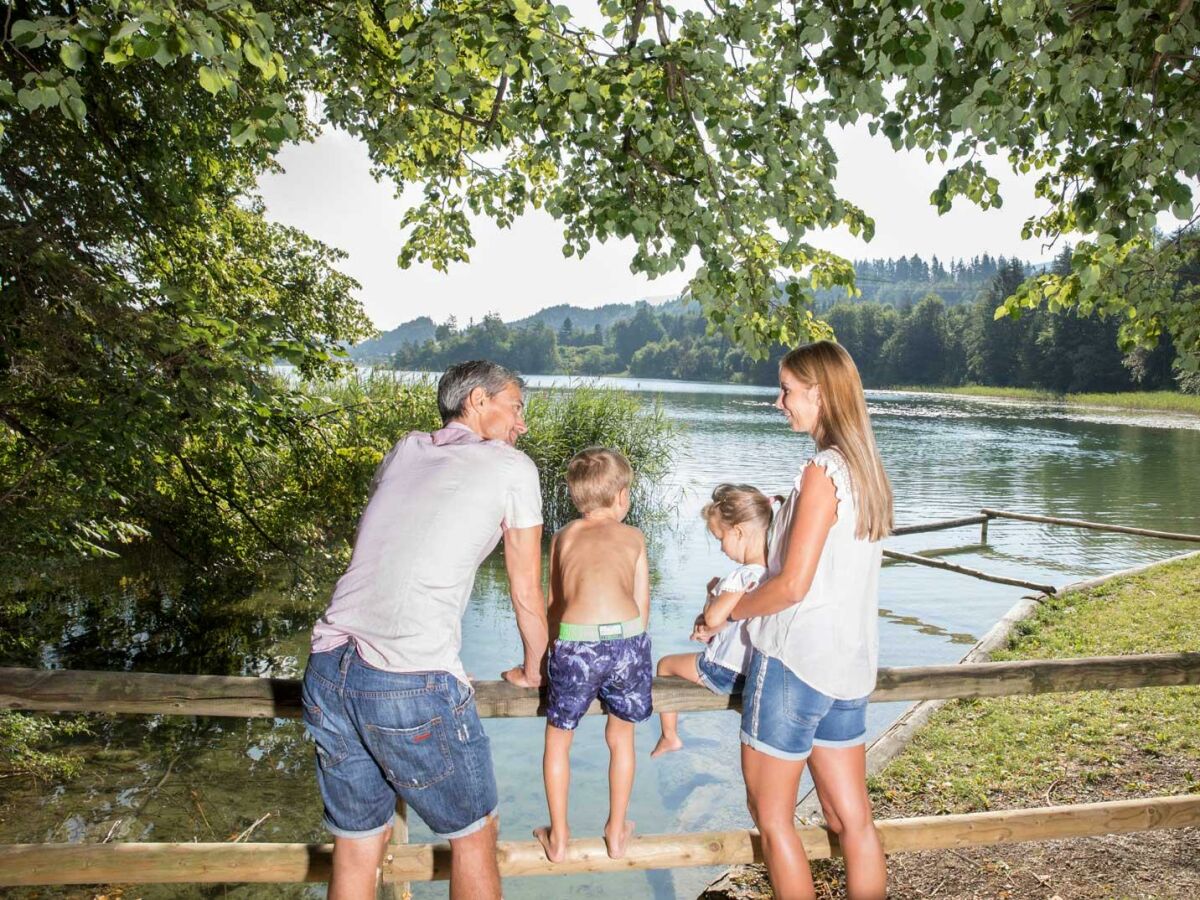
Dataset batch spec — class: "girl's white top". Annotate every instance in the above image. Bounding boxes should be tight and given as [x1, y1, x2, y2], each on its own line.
[747, 448, 882, 699]
[703, 563, 767, 673]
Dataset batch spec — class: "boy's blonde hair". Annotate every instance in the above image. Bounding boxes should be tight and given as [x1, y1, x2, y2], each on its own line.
[566, 447, 634, 514]
[780, 341, 894, 541]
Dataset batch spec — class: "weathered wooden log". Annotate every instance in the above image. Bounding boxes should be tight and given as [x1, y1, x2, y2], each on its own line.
[882, 548, 1058, 594]
[3, 652, 1198, 719]
[891, 514, 990, 537]
[0, 841, 333, 885]
[2, 795, 1197, 885]
[980, 508, 1200, 543]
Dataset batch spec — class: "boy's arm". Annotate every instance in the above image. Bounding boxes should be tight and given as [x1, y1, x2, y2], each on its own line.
[633, 533, 650, 628]
[501, 524, 548, 688]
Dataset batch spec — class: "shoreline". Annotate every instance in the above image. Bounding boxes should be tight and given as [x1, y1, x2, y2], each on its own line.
[356, 366, 1200, 416]
[879, 384, 1200, 415]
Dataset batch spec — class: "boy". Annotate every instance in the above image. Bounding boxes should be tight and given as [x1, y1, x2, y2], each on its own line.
[534, 447, 652, 863]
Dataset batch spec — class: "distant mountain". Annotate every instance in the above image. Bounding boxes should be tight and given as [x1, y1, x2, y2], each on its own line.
[350, 297, 688, 362]
[348, 316, 436, 362]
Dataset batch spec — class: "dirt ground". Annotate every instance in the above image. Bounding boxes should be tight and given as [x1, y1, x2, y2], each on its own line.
[701, 823, 1200, 899]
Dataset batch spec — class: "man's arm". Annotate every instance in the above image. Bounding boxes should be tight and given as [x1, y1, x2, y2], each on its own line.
[501, 524, 548, 688]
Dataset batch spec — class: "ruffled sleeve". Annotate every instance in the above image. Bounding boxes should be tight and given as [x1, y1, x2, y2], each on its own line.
[796, 448, 853, 515]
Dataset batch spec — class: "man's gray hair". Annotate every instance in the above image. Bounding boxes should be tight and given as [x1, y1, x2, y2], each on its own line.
[437, 360, 526, 424]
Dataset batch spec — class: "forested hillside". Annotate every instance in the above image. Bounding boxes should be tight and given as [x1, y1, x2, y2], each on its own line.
[354, 254, 1019, 362]
[387, 248, 1195, 395]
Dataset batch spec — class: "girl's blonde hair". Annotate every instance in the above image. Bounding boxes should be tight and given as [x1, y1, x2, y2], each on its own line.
[702, 483, 774, 533]
[780, 341, 894, 541]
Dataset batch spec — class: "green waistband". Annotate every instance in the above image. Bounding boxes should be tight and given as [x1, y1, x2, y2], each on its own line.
[557, 617, 644, 642]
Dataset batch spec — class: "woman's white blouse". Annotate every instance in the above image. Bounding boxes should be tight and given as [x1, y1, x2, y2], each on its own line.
[747, 448, 881, 699]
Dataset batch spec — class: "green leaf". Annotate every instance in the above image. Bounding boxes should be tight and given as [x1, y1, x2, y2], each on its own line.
[60, 43, 87, 71]
[198, 65, 223, 95]
[64, 94, 87, 126]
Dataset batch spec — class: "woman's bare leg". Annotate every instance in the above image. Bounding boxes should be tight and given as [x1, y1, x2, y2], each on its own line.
[808, 744, 886, 899]
[652, 653, 703, 757]
[741, 741, 813, 900]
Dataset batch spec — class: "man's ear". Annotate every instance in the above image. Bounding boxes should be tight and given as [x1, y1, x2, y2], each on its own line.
[468, 385, 488, 412]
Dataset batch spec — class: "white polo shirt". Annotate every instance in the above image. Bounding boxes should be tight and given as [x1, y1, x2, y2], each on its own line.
[311, 422, 543, 685]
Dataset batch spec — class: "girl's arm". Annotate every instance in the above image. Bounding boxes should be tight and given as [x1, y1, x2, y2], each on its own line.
[633, 533, 651, 628]
[703, 586, 753, 629]
[728, 462, 838, 621]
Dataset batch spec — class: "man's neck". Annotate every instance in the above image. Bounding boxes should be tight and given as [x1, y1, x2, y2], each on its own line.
[445, 417, 483, 438]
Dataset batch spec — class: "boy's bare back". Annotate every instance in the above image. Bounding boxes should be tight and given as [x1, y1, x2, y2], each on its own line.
[551, 518, 646, 625]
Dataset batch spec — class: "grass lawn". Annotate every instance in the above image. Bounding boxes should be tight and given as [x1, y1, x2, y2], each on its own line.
[884, 384, 1200, 415]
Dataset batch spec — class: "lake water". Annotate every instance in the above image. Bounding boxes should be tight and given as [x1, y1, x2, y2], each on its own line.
[3, 378, 1199, 899]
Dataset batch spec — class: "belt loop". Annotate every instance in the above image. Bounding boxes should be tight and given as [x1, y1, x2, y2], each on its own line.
[338, 640, 355, 688]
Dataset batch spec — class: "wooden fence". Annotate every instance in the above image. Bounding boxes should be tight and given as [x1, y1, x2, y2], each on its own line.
[3, 509, 1199, 889]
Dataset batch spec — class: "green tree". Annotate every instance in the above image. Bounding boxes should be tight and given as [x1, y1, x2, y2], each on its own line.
[610, 305, 665, 366]
[14, 2, 1195, 363]
[965, 260, 1032, 386]
[882, 295, 952, 385]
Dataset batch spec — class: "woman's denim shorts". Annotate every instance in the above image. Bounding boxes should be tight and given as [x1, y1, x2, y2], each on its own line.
[301, 642, 497, 840]
[739, 650, 868, 761]
[696, 654, 745, 696]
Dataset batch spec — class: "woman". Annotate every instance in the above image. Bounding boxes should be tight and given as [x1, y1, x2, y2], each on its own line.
[724, 341, 892, 899]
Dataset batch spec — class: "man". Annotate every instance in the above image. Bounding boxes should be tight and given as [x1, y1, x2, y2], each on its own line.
[302, 360, 548, 900]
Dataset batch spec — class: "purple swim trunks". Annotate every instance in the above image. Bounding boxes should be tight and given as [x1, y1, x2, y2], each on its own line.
[546, 632, 653, 730]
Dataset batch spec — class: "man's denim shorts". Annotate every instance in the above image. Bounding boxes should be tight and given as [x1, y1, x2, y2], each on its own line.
[739, 650, 868, 761]
[301, 642, 498, 840]
[696, 654, 745, 696]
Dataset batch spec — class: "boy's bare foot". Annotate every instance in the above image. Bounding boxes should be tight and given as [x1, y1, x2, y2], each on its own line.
[604, 820, 635, 859]
[651, 734, 683, 758]
[533, 825, 569, 863]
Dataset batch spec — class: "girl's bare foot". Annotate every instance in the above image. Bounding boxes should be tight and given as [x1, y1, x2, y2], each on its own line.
[604, 819, 635, 859]
[533, 825, 569, 863]
[650, 734, 683, 758]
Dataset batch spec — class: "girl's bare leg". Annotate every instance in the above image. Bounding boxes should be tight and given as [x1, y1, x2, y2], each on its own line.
[603, 714, 637, 858]
[741, 741, 814, 900]
[534, 724, 573, 862]
[808, 744, 886, 899]
[652, 653, 704, 757]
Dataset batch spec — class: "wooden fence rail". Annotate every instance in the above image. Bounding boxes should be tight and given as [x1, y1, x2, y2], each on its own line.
[981, 508, 1200, 543]
[2, 794, 1196, 885]
[3, 652, 1199, 720]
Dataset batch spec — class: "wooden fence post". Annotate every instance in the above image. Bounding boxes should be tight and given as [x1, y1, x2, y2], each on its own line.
[379, 798, 410, 900]
[980, 514, 989, 544]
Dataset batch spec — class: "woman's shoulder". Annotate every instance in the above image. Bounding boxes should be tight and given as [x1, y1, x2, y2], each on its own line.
[797, 447, 853, 507]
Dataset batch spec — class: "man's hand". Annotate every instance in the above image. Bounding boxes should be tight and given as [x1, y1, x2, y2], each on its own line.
[502, 665, 540, 688]
[706, 576, 721, 596]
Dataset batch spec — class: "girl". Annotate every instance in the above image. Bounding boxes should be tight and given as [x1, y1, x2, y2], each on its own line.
[651, 484, 772, 758]
[723, 341, 893, 900]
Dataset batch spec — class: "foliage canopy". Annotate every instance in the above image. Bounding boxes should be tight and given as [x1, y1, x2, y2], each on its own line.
[2, 0, 1198, 563]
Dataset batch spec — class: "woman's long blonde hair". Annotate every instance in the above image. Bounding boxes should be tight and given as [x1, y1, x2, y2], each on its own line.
[780, 341, 893, 541]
